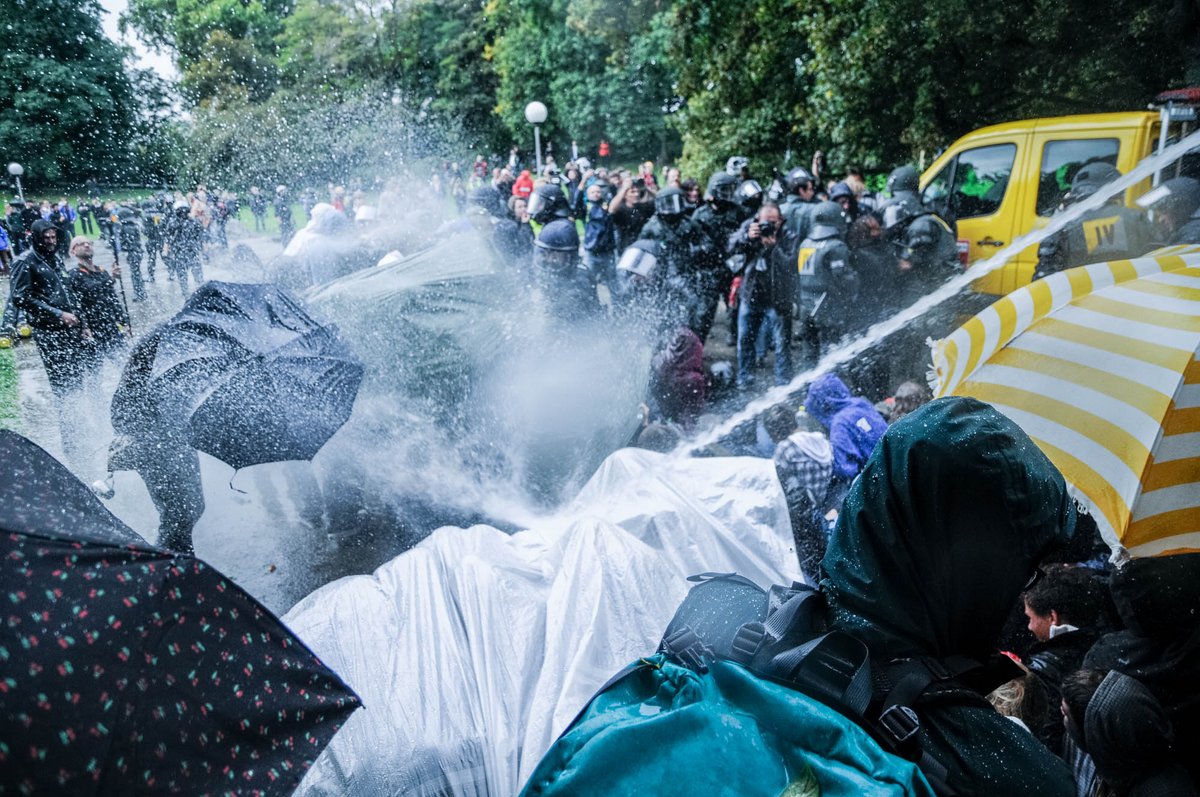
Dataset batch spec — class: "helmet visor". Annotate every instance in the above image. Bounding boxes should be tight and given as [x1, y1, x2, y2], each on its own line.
[526, 190, 548, 219]
[656, 192, 685, 216]
[534, 247, 576, 272]
[617, 246, 659, 278]
[710, 182, 735, 203]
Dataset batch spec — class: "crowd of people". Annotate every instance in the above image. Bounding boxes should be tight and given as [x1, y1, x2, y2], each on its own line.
[1, 143, 1198, 797]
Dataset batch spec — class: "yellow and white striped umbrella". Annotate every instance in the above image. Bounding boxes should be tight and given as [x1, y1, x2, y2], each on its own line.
[933, 246, 1200, 558]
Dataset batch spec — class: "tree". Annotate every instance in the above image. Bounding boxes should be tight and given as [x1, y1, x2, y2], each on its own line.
[801, 0, 1199, 170]
[0, 0, 145, 187]
[666, 0, 811, 179]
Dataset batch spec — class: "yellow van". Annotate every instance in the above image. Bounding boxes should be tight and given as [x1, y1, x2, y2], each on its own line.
[918, 101, 1198, 294]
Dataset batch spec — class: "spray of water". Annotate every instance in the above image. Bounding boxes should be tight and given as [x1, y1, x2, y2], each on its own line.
[684, 127, 1200, 453]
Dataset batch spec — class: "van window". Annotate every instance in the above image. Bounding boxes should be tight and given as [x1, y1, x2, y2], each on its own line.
[948, 144, 1017, 219]
[1037, 138, 1119, 216]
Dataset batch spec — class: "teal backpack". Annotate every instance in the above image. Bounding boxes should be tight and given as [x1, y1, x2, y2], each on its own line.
[521, 574, 1021, 797]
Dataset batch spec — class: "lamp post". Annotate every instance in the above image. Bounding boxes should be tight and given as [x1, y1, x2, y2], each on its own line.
[524, 101, 548, 175]
[7, 162, 24, 204]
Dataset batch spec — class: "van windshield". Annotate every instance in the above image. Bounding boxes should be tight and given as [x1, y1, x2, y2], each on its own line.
[1037, 138, 1120, 216]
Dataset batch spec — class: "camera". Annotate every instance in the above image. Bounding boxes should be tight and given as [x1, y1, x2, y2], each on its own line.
[632, 177, 645, 190]
[758, 221, 777, 237]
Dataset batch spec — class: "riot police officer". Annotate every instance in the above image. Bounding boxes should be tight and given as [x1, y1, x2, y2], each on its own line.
[118, 206, 147, 301]
[141, 196, 166, 279]
[527, 181, 573, 226]
[780, 166, 819, 240]
[533, 219, 598, 321]
[877, 165, 925, 230]
[691, 172, 742, 342]
[797, 201, 857, 361]
[1035, 163, 1154, 279]
[638, 186, 712, 335]
[274, 185, 295, 246]
[1137, 176, 1200, 245]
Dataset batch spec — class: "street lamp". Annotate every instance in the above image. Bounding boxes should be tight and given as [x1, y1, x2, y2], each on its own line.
[7, 162, 24, 204]
[524, 101, 548, 175]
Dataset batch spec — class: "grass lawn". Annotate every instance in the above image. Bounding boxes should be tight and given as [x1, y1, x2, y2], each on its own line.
[0, 348, 19, 432]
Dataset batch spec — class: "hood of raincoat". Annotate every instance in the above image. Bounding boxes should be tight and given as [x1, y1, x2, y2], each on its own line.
[821, 396, 1077, 662]
[30, 219, 57, 257]
[805, 373, 859, 427]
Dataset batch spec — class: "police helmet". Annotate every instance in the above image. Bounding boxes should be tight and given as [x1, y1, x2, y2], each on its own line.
[726, 156, 750, 177]
[534, 218, 580, 252]
[737, 179, 764, 211]
[527, 182, 570, 224]
[886, 165, 920, 196]
[468, 185, 504, 218]
[785, 166, 816, 193]
[616, 239, 660, 280]
[654, 186, 686, 219]
[1137, 176, 1200, 221]
[828, 182, 854, 203]
[1067, 162, 1120, 202]
[707, 172, 737, 203]
[533, 218, 580, 272]
[809, 201, 848, 240]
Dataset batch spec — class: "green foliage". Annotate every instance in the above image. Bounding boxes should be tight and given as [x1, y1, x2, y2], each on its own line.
[114, 0, 1200, 186]
[0, 0, 152, 187]
[667, 0, 811, 180]
[801, 0, 1199, 170]
[0, 349, 18, 433]
[490, 0, 679, 165]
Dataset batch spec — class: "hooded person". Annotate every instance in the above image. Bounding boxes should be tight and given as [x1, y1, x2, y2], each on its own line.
[803, 372, 887, 484]
[648, 326, 706, 429]
[821, 396, 1079, 796]
[9, 219, 96, 464]
[1083, 554, 1200, 791]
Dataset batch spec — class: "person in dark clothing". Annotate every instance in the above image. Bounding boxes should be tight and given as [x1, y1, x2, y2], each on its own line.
[1084, 553, 1200, 792]
[274, 186, 295, 246]
[141, 197, 165, 279]
[249, 187, 268, 232]
[533, 219, 598, 322]
[66, 236, 127, 360]
[1035, 163, 1154, 279]
[728, 203, 798, 388]
[163, 201, 206, 294]
[822, 396, 1078, 797]
[691, 172, 742, 344]
[109, 335, 206, 555]
[10, 220, 95, 462]
[797, 200, 859, 359]
[637, 186, 712, 336]
[118, 206, 147, 301]
[1137, 175, 1200, 245]
[1018, 565, 1108, 755]
[608, 177, 655, 251]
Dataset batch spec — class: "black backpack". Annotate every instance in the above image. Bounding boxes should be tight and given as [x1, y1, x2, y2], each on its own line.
[656, 573, 1025, 797]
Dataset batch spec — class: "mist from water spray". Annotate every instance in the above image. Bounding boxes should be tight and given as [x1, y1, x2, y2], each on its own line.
[684, 128, 1200, 454]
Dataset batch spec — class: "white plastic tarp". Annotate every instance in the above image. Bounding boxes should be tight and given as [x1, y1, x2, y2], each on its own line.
[285, 448, 801, 796]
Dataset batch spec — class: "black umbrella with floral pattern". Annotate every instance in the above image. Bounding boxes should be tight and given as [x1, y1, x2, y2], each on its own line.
[0, 431, 361, 795]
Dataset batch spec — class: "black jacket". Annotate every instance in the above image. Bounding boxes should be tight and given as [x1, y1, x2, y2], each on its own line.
[728, 218, 799, 313]
[11, 247, 80, 332]
[822, 397, 1077, 796]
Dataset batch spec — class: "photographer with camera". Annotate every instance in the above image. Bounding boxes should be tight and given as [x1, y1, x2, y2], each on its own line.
[608, 173, 656, 251]
[727, 203, 799, 389]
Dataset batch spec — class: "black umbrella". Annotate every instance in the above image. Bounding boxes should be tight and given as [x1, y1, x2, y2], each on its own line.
[112, 282, 364, 470]
[0, 430, 361, 794]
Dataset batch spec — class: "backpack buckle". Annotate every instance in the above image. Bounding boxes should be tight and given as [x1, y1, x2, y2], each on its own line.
[879, 705, 920, 745]
[729, 622, 766, 664]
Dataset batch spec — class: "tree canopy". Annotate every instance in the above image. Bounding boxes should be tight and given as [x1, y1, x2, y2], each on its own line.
[13, 0, 1197, 188]
[0, 0, 165, 188]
